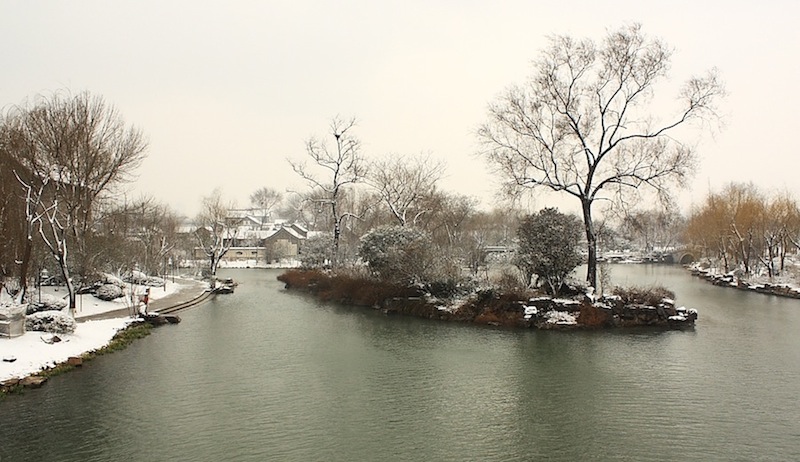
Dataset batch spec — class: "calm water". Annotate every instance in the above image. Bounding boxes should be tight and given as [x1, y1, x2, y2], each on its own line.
[2, 266, 800, 461]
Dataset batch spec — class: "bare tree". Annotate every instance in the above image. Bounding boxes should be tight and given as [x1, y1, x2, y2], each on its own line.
[112, 196, 178, 276]
[13, 173, 78, 313]
[416, 191, 478, 248]
[478, 24, 723, 288]
[620, 207, 684, 254]
[13, 171, 46, 302]
[249, 187, 283, 227]
[194, 189, 237, 277]
[8, 91, 146, 235]
[288, 116, 367, 268]
[368, 154, 445, 226]
[1, 90, 147, 305]
[685, 182, 779, 276]
[2, 91, 146, 290]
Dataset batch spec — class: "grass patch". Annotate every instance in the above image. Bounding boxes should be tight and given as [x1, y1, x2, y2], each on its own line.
[0, 383, 24, 400]
[91, 322, 152, 356]
[36, 322, 152, 379]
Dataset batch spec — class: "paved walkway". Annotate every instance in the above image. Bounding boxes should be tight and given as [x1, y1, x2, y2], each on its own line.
[76, 278, 210, 322]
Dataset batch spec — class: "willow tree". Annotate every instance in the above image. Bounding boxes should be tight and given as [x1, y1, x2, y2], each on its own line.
[478, 24, 723, 288]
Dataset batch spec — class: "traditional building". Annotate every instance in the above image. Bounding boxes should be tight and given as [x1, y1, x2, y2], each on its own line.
[187, 210, 309, 266]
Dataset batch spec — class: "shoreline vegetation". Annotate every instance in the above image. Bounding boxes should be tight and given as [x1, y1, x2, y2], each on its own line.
[277, 269, 698, 331]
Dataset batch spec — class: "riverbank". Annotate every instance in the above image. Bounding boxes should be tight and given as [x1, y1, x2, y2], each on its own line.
[688, 264, 800, 299]
[277, 269, 697, 330]
[1, 277, 210, 396]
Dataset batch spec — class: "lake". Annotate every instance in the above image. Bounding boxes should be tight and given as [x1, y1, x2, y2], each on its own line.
[2, 265, 799, 461]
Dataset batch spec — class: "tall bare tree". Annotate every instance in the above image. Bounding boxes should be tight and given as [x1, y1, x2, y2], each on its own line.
[620, 207, 684, 254]
[7, 91, 146, 236]
[249, 187, 283, 227]
[368, 154, 445, 226]
[194, 189, 237, 277]
[478, 24, 723, 288]
[1, 90, 147, 307]
[110, 196, 178, 275]
[289, 116, 367, 268]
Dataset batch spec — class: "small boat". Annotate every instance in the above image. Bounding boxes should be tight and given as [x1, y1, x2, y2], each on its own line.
[214, 285, 234, 294]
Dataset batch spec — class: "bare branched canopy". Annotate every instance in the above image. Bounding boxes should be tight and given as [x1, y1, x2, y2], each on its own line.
[249, 187, 283, 222]
[4, 91, 147, 224]
[288, 116, 367, 267]
[368, 154, 446, 226]
[478, 24, 724, 287]
[195, 188, 237, 276]
[0, 90, 148, 309]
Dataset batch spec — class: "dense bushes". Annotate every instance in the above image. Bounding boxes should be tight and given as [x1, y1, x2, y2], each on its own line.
[516, 208, 583, 295]
[125, 270, 164, 287]
[278, 269, 419, 307]
[278, 269, 536, 327]
[358, 226, 433, 284]
[613, 285, 675, 306]
[25, 310, 76, 334]
[26, 294, 68, 315]
[95, 283, 125, 301]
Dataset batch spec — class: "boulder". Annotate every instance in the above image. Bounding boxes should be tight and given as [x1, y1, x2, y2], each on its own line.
[20, 376, 47, 389]
[1, 378, 21, 392]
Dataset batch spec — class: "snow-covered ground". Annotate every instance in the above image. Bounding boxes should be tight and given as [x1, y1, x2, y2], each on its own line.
[1, 281, 183, 382]
[1, 318, 134, 381]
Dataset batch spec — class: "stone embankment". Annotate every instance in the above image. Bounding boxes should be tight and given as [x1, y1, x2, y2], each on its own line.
[379, 294, 697, 329]
[522, 295, 697, 329]
[689, 266, 800, 299]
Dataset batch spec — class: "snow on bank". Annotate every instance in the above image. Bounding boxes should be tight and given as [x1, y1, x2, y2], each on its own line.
[545, 311, 578, 325]
[1, 279, 190, 383]
[5, 280, 184, 320]
[1, 318, 133, 381]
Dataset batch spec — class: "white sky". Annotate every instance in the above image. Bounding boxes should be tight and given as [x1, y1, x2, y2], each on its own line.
[2, 1, 798, 217]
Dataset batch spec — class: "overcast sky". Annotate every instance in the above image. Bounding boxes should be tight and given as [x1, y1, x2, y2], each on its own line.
[2, 1, 798, 217]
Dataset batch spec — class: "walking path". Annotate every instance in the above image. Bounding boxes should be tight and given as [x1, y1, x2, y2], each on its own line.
[75, 277, 210, 321]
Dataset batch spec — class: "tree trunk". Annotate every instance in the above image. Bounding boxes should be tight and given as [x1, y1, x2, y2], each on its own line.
[210, 251, 219, 276]
[17, 237, 32, 302]
[331, 200, 341, 269]
[57, 254, 76, 315]
[581, 198, 597, 289]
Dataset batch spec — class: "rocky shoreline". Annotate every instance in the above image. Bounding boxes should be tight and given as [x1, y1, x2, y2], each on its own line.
[688, 266, 800, 299]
